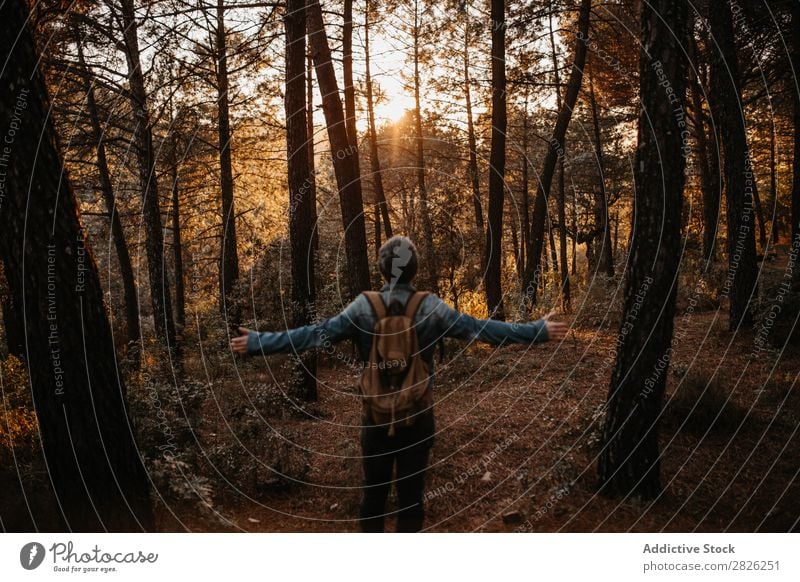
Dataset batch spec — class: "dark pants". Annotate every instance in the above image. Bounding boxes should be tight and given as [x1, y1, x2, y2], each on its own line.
[359, 411, 435, 533]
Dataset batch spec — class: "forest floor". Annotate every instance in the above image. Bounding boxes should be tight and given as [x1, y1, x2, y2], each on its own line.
[156, 273, 800, 532]
[6, 264, 796, 533]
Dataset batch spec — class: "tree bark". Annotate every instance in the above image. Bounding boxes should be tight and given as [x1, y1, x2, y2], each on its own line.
[708, 1, 758, 329]
[307, 0, 370, 297]
[77, 40, 141, 347]
[484, 0, 507, 319]
[0, 0, 153, 530]
[286, 0, 318, 401]
[215, 0, 240, 315]
[526, 0, 590, 305]
[598, 0, 688, 500]
[119, 0, 176, 348]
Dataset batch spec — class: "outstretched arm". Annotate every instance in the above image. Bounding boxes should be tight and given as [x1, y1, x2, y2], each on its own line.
[230, 295, 365, 355]
[433, 298, 567, 345]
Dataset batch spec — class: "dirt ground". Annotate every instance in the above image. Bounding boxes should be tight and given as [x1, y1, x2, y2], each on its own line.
[156, 307, 800, 533]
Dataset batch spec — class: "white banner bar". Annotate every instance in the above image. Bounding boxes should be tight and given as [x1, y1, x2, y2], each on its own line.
[1, 533, 797, 581]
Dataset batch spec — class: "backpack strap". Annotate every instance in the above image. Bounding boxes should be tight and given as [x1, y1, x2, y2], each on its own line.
[362, 291, 387, 320]
[404, 291, 429, 319]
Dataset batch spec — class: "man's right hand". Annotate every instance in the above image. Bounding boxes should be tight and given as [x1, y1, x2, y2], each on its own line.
[542, 311, 568, 341]
[230, 327, 251, 354]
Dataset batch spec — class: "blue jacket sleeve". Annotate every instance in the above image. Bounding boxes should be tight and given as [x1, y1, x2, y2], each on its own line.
[431, 296, 549, 345]
[246, 295, 365, 355]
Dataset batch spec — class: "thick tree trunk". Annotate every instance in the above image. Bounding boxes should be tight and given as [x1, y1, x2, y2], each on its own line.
[119, 0, 176, 348]
[412, 0, 439, 295]
[78, 42, 141, 347]
[216, 0, 240, 315]
[1, 264, 25, 359]
[307, 0, 370, 297]
[526, 0, 590, 305]
[598, 0, 688, 500]
[286, 0, 318, 401]
[708, 1, 758, 329]
[365, 0, 392, 241]
[464, 12, 484, 236]
[484, 0, 507, 319]
[589, 67, 614, 278]
[0, 0, 153, 530]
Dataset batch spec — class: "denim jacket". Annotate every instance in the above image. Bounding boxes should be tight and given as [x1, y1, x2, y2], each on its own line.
[247, 284, 549, 373]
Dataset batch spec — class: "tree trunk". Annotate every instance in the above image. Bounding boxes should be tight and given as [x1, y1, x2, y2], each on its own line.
[688, 41, 720, 267]
[526, 0, 590, 305]
[286, 0, 318, 401]
[215, 0, 240, 315]
[769, 118, 779, 244]
[413, 0, 440, 295]
[589, 66, 614, 278]
[342, 0, 361, 181]
[484, 0, 507, 319]
[0, 0, 153, 530]
[1, 264, 25, 359]
[708, 1, 758, 329]
[119, 0, 176, 348]
[77, 41, 140, 347]
[598, 0, 688, 500]
[307, 0, 370, 297]
[365, 0, 392, 241]
[464, 10, 484, 236]
[170, 137, 186, 329]
[794, 0, 800, 269]
[549, 0, 569, 307]
[306, 40, 319, 253]
[520, 102, 530, 289]
[511, 209, 521, 280]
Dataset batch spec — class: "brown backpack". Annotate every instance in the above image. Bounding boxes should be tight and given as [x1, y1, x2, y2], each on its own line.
[359, 291, 432, 435]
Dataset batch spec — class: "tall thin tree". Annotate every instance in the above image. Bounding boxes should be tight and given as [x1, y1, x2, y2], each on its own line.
[525, 0, 591, 305]
[307, 0, 370, 296]
[118, 0, 176, 347]
[708, 1, 758, 328]
[484, 0, 507, 319]
[588, 65, 614, 278]
[365, 0, 393, 243]
[286, 0, 318, 401]
[215, 0, 241, 315]
[412, 0, 439, 295]
[76, 35, 141, 347]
